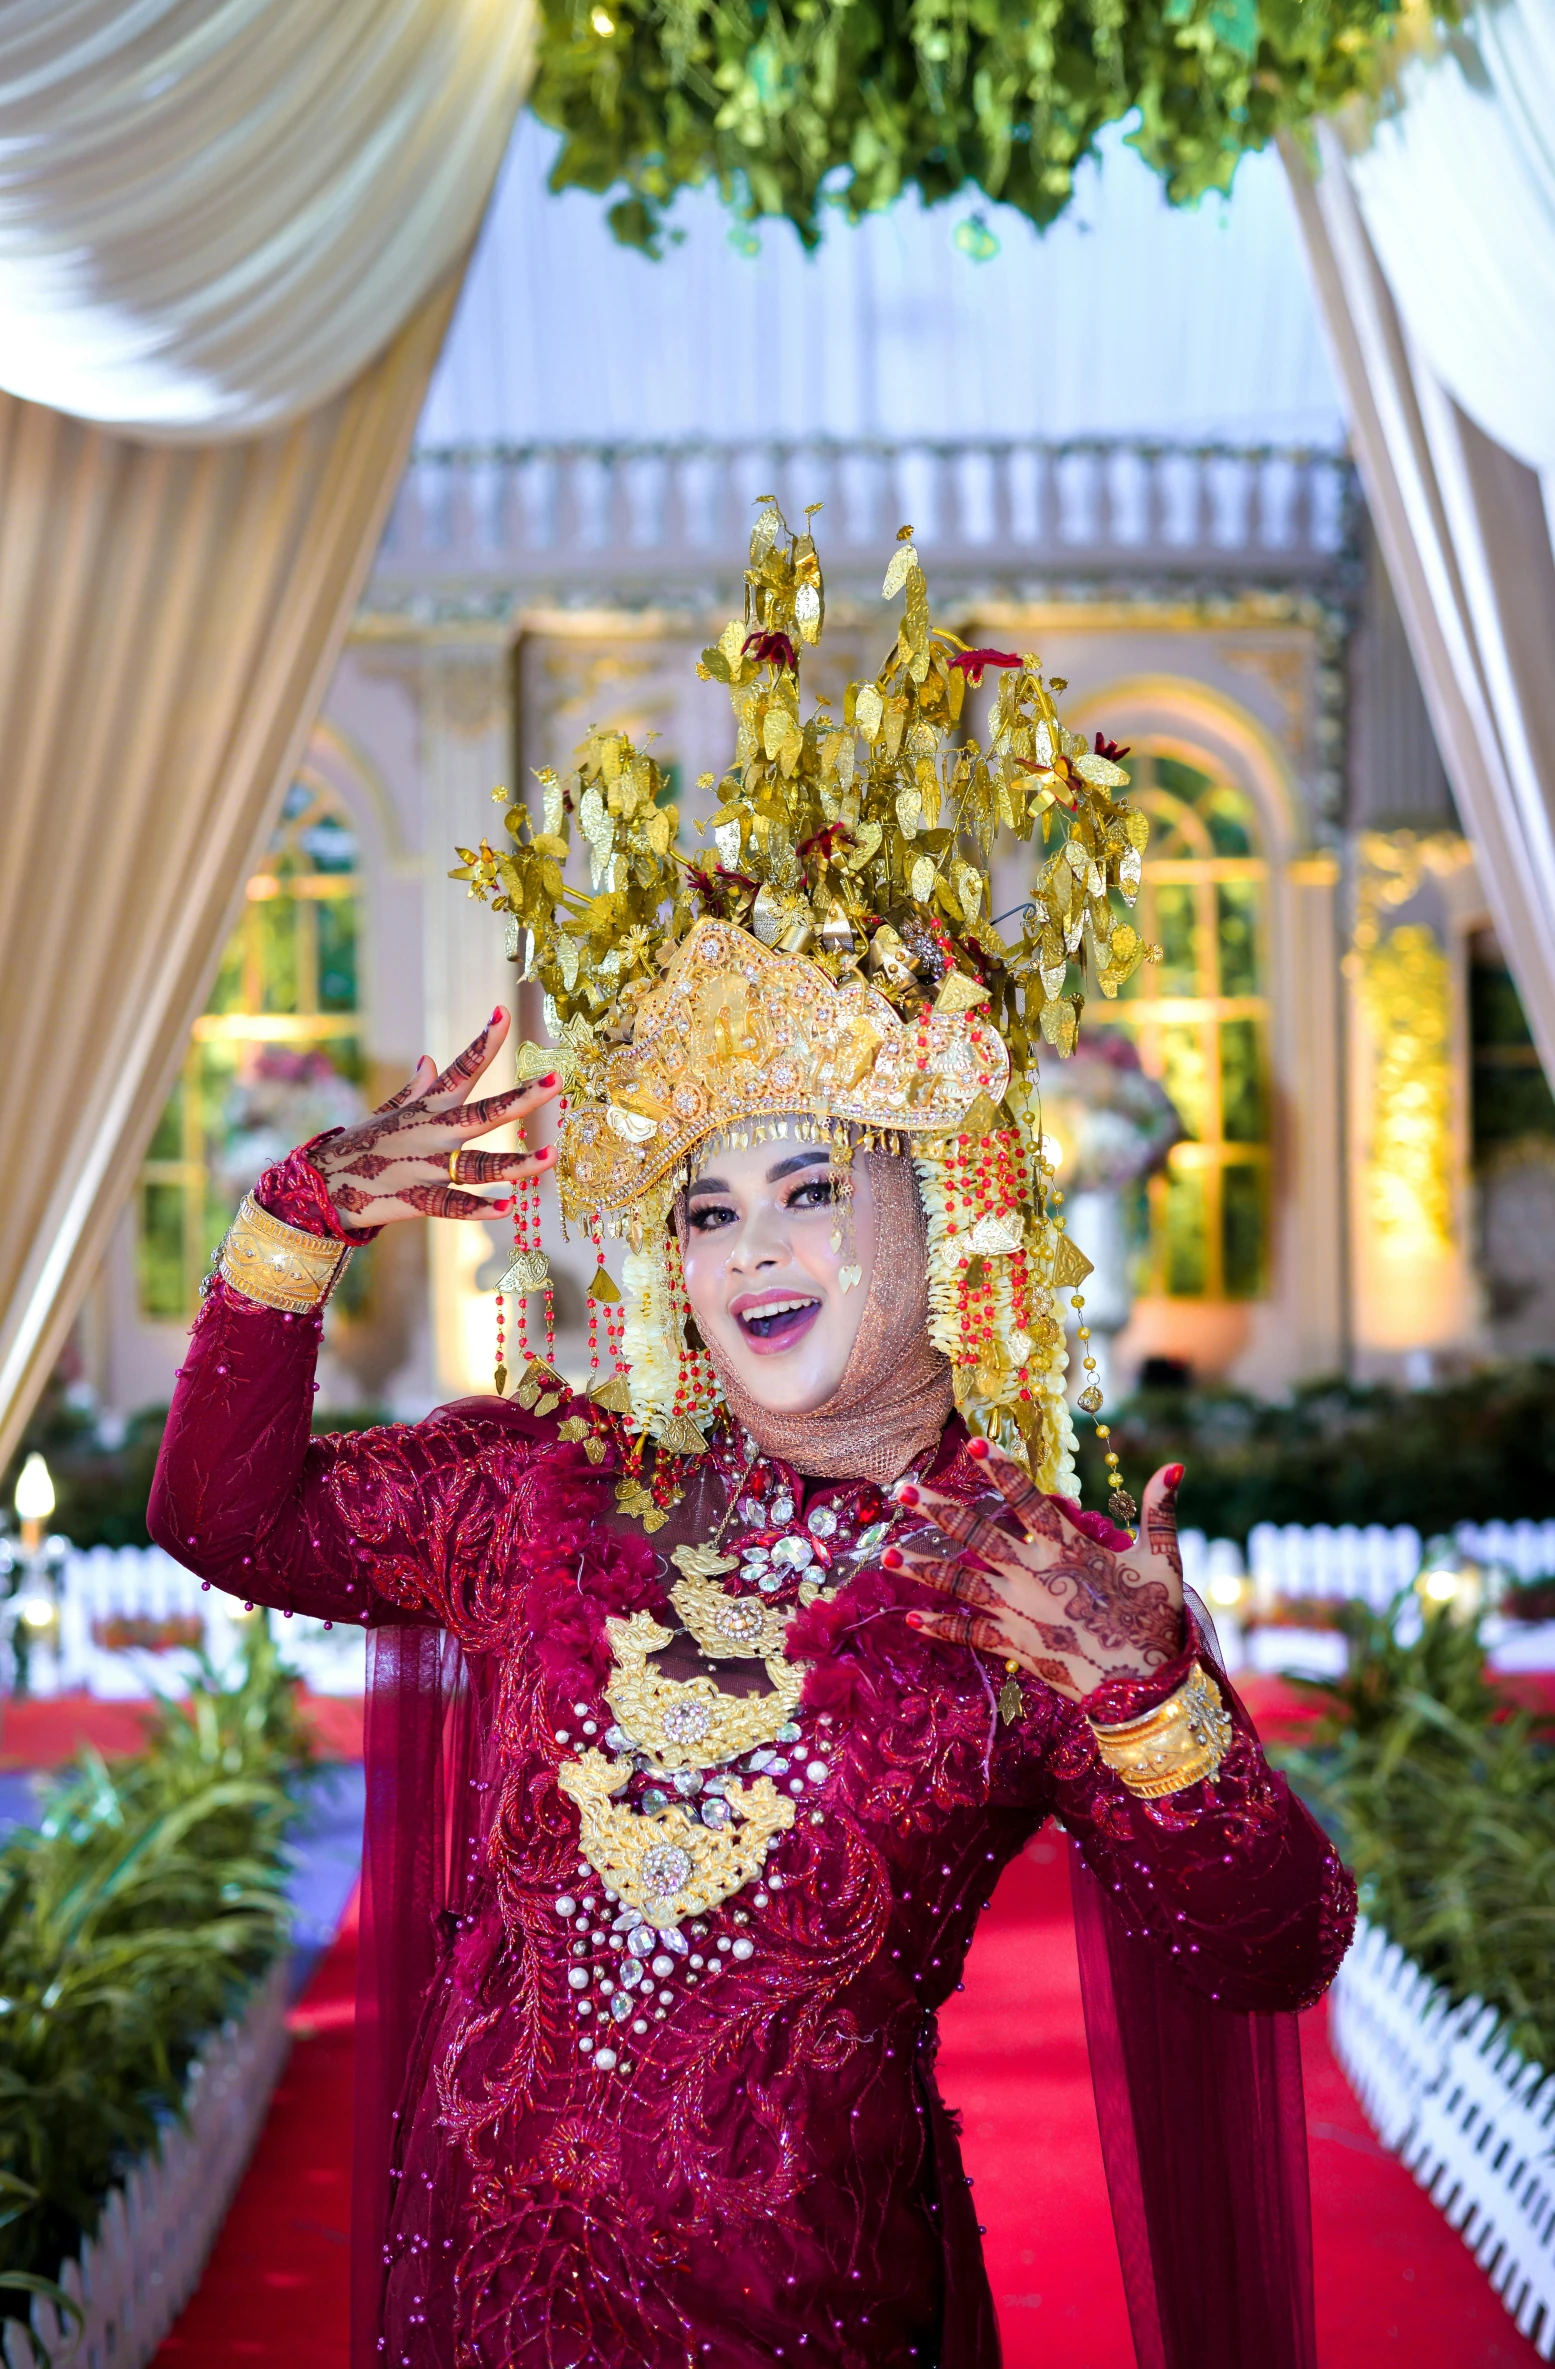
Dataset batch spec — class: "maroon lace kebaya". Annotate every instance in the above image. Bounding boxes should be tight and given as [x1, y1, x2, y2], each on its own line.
[150, 1155, 1354, 2369]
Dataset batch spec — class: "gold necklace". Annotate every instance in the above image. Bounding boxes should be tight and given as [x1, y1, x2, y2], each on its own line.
[669, 1566, 821, 1661]
[603, 1610, 804, 1770]
[557, 1751, 794, 1926]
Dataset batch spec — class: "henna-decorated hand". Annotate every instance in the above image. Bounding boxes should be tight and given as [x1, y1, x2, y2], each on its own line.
[884, 1444, 1187, 1701]
[309, 1008, 560, 1233]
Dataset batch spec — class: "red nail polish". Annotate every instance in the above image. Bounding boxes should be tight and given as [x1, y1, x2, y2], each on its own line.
[905, 1610, 924, 1629]
[880, 1547, 903, 1570]
[491, 1006, 503, 1023]
[538, 1146, 554, 1163]
[894, 1482, 920, 1506]
[494, 1198, 513, 1213]
[967, 1437, 990, 1460]
[540, 1073, 558, 1088]
[1165, 1464, 1184, 1487]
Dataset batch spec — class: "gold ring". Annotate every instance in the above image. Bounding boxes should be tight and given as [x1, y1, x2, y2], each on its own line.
[448, 1149, 462, 1186]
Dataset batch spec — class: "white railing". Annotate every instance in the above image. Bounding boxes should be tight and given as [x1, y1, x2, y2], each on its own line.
[3, 1959, 291, 2369]
[1331, 1920, 1555, 2360]
[370, 436, 1357, 606]
[1248, 1520, 1427, 1609]
[1179, 1523, 1555, 1678]
[13, 1547, 366, 1700]
[9, 1522, 1552, 1701]
[1457, 1521, 1555, 1585]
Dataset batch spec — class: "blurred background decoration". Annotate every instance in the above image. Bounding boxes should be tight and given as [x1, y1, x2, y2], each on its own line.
[1035, 1034, 1181, 1400]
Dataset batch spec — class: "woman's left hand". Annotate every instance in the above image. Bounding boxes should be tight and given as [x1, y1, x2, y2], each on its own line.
[885, 1444, 1187, 1701]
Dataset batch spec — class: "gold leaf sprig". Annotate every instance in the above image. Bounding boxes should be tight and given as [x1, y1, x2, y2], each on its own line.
[451, 501, 1157, 1108]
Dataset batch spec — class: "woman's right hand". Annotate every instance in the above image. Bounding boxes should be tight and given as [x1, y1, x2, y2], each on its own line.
[309, 1007, 560, 1232]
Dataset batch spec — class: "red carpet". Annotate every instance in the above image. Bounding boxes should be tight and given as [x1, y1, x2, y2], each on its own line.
[0, 1688, 363, 1770]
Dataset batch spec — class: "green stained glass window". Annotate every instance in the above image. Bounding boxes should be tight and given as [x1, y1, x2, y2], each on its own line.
[137, 779, 369, 1319]
[1112, 752, 1271, 1300]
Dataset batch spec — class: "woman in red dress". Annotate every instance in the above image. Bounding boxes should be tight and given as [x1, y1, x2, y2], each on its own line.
[151, 515, 1352, 2369]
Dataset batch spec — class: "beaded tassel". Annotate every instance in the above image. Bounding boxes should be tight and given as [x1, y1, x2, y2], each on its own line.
[1052, 1185, 1135, 1529]
[513, 1182, 532, 1364]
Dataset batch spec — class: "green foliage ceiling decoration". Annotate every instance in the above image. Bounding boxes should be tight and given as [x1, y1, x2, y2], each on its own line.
[528, 0, 1448, 256]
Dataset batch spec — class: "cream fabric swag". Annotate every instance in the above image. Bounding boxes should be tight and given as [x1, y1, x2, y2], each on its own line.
[1283, 0, 1555, 1088]
[0, 280, 458, 1470]
[1348, 0, 1555, 478]
[0, 0, 532, 435]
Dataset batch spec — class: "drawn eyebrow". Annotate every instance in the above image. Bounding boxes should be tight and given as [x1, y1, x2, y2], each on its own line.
[766, 1149, 831, 1184]
[686, 1148, 831, 1199]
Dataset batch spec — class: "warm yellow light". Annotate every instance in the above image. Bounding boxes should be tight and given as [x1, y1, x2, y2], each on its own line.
[1423, 1568, 1460, 1603]
[1038, 1133, 1065, 1169]
[13, 1454, 54, 1525]
[590, 7, 614, 30]
[1207, 1572, 1244, 1609]
[16, 1596, 54, 1631]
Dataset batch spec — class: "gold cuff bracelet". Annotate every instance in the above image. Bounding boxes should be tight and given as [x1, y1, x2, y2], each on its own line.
[1088, 1664, 1233, 1799]
[216, 1193, 354, 1315]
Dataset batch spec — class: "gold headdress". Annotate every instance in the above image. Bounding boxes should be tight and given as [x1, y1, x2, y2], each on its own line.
[453, 505, 1155, 1514]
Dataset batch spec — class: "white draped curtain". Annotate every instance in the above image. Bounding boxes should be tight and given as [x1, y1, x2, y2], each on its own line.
[0, 0, 533, 1467]
[0, 0, 533, 435]
[1283, 0, 1555, 1086]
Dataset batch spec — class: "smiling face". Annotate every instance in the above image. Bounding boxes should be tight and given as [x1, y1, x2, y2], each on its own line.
[680, 1139, 878, 1416]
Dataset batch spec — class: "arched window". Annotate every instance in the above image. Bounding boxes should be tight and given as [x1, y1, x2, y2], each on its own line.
[138, 781, 366, 1317]
[1111, 752, 1271, 1300]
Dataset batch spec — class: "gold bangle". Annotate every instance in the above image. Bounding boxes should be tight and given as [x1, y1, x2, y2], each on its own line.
[449, 1148, 462, 1185]
[1088, 1664, 1233, 1800]
[217, 1193, 353, 1315]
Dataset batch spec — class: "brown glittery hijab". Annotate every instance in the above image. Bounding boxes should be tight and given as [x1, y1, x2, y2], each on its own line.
[689, 1150, 954, 1486]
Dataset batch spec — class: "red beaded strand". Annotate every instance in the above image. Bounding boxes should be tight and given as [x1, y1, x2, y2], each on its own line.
[512, 1178, 532, 1365]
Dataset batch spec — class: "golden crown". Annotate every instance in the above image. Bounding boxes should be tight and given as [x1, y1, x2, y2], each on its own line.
[555, 917, 1010, 1221]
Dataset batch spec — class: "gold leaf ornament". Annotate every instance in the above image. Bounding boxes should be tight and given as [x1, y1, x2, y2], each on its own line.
[606, 1103, 658, 1143]
[669, 1567, 821, 1659]
[498, 1248, 551, 1294]
[934, 969, 990, 1015]
[763, 705, 800, 762]
[855, 683, 885, 743]
[603, 1610, 805, 1769]
[882, 542, 919, 598]
[669, 1543, 739, 1583]
[557, 1750, 795, 1926]
[1049, 1231, 1095, 1289]
[904, 567, 931, 678]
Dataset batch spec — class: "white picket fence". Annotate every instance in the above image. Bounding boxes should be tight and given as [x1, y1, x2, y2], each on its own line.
[4, 1524, 1552, 1700]
[14, 1546, 365, 1699]
[1331, 1920, 1555, 2358]
[1177, 1522, 1555, 1677]
[2, 1960, 292, 2369]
